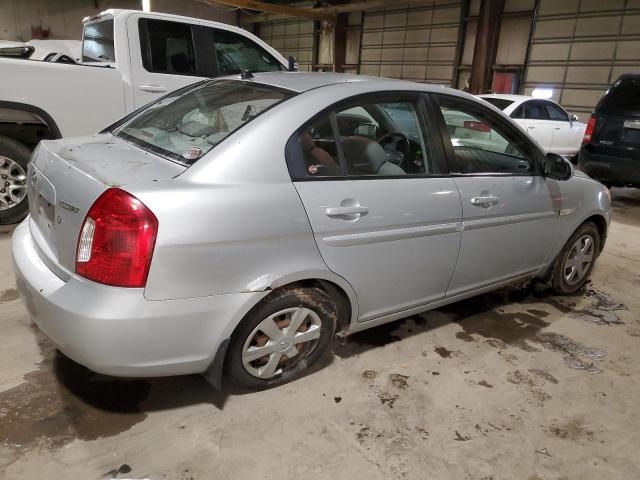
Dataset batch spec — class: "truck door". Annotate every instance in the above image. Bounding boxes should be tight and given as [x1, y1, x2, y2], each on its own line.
[127, 15, 210, 108]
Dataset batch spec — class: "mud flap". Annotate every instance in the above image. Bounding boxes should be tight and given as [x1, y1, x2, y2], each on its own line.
[202, 338, 230, 389]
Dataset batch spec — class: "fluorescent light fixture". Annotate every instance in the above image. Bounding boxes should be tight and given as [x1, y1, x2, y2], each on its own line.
[532, 87, 553, 99]
[142, 0, 151, 12]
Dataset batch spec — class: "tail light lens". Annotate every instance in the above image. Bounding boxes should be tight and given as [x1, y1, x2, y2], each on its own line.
[76, 188, 158, 288]
[582, 115, 596, 144]
[464, 120, 491, 132]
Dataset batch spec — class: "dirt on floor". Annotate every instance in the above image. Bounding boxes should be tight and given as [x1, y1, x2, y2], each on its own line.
[1, 188, 639, 480]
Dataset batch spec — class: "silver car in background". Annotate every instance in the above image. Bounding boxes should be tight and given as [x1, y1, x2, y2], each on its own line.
[12, 73, 611, 389]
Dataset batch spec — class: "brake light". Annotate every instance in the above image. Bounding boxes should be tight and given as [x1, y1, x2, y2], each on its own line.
[583, 115, 596, 144]
[76, 188, 158, 288]
[464, 120, 491, 132]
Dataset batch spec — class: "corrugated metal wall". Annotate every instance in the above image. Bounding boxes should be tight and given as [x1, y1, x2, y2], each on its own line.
[257, 2, 315, 72]
[359, 1, 462, 85]
[524, 0, 640, 120]
[0, 0, 237, 42]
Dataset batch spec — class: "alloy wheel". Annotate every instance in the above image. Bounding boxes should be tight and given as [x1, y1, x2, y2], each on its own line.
[563, 234, 595, 286]
[241, 307, 322, 379]
[0, 156, 27, 211]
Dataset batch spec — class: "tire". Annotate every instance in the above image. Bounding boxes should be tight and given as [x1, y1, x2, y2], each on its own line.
[226, 285, 337, 389]
[0, 135, 31, 225]
[551, 222, 601, 295]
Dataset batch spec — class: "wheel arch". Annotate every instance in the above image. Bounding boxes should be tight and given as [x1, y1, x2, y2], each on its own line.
[0, 101, 63, 140]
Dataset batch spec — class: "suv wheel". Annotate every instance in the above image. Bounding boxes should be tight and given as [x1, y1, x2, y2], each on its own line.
[226, 285, 337, 389]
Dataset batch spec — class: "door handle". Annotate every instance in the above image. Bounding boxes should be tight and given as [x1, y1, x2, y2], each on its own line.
[554, 127, 561, 130]
[139, 84, 167, 93]
[470, 196, 500, 208]
[325, 206, 369, 217]
[527, 126, 535, 129]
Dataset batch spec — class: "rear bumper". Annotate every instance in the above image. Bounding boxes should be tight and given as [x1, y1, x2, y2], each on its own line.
[578, 147, 640, 187]
[11, 219, 263, 377]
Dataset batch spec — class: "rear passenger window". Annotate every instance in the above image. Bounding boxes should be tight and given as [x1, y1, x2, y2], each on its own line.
[437, 95, 535, 175]
[286, 98, 432, 179]
[140, 19, 196, 75]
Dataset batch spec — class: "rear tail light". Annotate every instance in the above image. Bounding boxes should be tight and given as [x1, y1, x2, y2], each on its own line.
[582, 115, 596, 144]
[464, 120, 491, 133]
[76, 188, 158, 288]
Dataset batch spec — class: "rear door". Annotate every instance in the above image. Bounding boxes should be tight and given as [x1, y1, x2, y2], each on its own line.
[432, 93, 558, 296]
[289, 93, 462, 323]
[128, 16, 209, 108]
[513, 100, 554, 151]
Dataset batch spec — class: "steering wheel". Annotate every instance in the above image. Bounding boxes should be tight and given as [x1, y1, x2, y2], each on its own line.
[377, 131, 410, 170]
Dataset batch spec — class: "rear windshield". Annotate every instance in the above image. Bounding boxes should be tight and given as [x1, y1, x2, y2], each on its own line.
[598, 77, 640, 116]
[480, 97, 514, 111]
[82, 19, 115, 62]
[115, 80, 293, 165]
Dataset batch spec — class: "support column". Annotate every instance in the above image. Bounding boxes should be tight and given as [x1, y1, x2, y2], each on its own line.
[469, 0, 505, 94]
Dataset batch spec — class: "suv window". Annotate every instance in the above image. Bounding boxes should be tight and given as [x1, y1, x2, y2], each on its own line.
[287, 98, 432, 179]
[140, 19, 196, 75]
[523, 101, 548, 120]
[598, 76, 640, 116]
[213, 29, 282, 75]
[437, 95, 534, 175]
[82, 19, 115, 62]
[115, 80, 292, 165]
[544, 101, 569, 122]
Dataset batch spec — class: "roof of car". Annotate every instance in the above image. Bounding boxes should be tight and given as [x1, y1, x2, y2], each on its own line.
[479, 94, 531, 102]
[234, 71, 459, 95]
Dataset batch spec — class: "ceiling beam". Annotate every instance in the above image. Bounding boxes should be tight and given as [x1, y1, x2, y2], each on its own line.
[240, 0, 444, 24]
[205, 0, 336, 23]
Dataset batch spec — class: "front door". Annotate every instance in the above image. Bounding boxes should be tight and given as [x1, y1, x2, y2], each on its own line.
[433, 93, 558, 296]
[288, 94, 462, 322]
[514, 100, 555, 152]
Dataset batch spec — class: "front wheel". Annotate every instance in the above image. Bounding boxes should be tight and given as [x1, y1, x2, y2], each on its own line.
[226, 286, 337, 389]
[551, 222, 600, 295]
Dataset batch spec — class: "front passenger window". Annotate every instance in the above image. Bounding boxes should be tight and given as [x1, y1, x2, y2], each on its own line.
[437, 95, 534, 175]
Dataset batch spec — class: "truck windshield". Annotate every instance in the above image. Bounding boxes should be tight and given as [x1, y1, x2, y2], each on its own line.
[115, 80, 293, 165]
[82, 19, 115, 62]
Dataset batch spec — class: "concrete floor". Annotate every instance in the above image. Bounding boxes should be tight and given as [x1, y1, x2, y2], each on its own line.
[1, 189, 639, 480]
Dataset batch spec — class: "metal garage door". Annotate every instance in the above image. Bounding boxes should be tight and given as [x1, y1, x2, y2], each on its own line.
[524, 0, 640, 121]
[359, 0, 462, 85]
[257, 6, 315, 72]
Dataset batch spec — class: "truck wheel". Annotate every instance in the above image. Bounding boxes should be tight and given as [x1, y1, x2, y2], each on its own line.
[0, 136, 30, 225]
[226, 285, 337, 390]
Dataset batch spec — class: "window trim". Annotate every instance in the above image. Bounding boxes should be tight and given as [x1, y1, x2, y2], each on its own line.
[285, 90, 446, 182]
[138, 18, 201, 77]
[429, 92, 544, 177]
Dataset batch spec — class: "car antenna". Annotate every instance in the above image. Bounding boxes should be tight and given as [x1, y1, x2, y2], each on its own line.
[241, 70, 254, 80]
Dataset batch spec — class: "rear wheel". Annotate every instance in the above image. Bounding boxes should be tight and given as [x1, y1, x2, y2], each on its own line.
[551, 222, 600, 295]
[0, 136, 30, 225]
[226, 286, 337, 389]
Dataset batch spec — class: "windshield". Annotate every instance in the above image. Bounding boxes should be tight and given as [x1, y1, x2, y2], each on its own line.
[115, 81, 293, 165]
[82, 19, 115, 62]
[480, 97, 514, 111]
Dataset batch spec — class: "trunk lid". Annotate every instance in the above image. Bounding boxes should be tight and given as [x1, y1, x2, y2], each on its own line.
[28, 134, 185, 278]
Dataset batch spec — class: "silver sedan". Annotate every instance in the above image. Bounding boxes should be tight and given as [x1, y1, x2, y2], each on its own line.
[12, 73, 611, 389]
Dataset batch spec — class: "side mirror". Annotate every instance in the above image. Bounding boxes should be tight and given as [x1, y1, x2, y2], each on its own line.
[288, 56, 298, 72]
[569, 114, 579, 123]
[544, 153, 573, 181]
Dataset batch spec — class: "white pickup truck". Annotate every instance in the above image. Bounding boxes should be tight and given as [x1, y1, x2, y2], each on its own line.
[0, 9, 290, 224]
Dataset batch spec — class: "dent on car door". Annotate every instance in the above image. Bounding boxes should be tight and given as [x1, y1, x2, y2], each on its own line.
[433, 93, 558, 296]
[288, 94, 462, 322]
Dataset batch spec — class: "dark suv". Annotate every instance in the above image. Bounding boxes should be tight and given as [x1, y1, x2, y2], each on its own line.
[578, 74, 640, 188]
